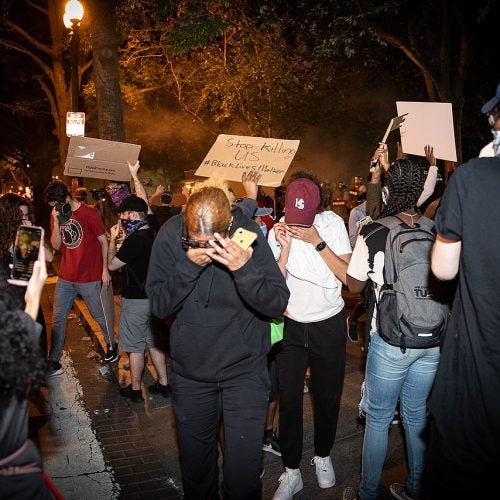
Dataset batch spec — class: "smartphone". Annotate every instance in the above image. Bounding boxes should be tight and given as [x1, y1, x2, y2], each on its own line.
[231, 227, 258, 250]
[10, 225, 44, 284]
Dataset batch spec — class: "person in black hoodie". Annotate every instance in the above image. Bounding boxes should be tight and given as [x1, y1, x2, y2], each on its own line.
[146, 182, 289, 500]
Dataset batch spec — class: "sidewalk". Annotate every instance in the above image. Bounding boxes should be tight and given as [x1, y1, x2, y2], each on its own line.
[35, 279, 407, 499]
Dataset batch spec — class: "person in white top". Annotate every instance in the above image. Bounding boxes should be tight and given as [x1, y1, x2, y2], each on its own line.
[479, 82, 500, 158]
[267, 172, 352, 500]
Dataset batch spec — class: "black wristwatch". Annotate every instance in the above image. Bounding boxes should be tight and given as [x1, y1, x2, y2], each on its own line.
[315, 241, 327, 252]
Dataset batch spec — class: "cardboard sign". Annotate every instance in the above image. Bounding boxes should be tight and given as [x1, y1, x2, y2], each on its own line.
[195, 134, 300, 187]
[396, 102, 457, 161]
[64, 136, 141, 181]
[381, 114, 408, 144]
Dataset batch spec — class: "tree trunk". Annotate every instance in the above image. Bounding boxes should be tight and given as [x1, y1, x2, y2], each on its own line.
[86, 0, 125, 142]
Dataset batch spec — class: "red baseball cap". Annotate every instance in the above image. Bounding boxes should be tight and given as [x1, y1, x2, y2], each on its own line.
[284, 178, 320, 226]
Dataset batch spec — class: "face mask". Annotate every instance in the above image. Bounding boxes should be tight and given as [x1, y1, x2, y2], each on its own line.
[56, 202, 72, 224]
[260, 224, 268, 238]
[108, 184, 131, 207]
[493, 129, 500, 157]
[121, 219, 148, 235]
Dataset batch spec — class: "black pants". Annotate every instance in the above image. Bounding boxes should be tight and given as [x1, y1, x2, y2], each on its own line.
[424, 421, 496, 499]
[276, 311, 346, 469]
[171, 368, 269, 500]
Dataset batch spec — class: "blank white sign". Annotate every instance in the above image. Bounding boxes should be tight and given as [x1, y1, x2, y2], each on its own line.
[396, 101, 457, 162]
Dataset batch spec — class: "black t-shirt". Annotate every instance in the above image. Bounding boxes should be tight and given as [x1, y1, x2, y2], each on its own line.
[429, 157, 500, 471]
[116, 227, 155, 299]
[151, 206, 182, 228]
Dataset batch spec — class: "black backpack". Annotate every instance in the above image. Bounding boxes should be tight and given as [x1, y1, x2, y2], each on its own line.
[373, 215, 449, 352]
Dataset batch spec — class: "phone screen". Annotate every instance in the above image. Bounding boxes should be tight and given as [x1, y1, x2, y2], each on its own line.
[11, 225, 44, 281]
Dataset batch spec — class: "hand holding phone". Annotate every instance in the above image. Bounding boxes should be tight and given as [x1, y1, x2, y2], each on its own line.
[8, 225, 45, 286]
[230, 227, 258, 250]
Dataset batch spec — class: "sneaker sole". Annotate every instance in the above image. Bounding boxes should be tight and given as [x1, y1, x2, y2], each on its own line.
[318, 479, 336, 489]
[346, 316, 359, 343]
[262, 443, 282, 456]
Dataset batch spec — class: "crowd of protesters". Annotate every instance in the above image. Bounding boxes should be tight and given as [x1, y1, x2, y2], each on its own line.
[1, 82, 500, 500]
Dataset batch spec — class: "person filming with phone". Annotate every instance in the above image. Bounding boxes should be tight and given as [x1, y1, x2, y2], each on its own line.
[146, 177, 289, 500]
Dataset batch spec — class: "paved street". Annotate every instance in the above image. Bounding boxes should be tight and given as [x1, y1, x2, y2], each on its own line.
[31, 279, 408, 499]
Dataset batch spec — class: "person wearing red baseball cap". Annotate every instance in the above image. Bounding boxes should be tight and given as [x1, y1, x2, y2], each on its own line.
[267, 171, 352, 499]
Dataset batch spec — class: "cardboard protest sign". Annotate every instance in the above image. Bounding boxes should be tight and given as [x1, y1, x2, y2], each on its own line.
[195, 134, 300, 187]
[396, 102, 457, 161]
[381, 114, 408, 144]
[64, 136, 141, 181]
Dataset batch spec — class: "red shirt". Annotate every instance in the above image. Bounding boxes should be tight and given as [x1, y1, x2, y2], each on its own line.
[53, 203, 106, 283]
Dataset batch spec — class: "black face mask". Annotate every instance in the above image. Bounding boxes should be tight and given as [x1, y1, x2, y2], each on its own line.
[55, 202, 72, 224]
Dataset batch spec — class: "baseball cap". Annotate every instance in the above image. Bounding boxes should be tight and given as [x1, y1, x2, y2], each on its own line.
[284, 178, 320, 227]
[117, 195, 148, 213]
[255, 206, 273, 217]
[481, 82, 500, 114]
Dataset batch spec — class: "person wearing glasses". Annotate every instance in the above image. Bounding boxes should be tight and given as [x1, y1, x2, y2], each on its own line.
[146, 178, 289, 500]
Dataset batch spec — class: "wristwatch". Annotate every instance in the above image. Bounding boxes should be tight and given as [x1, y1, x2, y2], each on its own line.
[315, 241, 327, 252]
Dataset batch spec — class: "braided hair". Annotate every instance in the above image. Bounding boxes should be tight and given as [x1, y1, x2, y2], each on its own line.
[381, 159, 425, 217]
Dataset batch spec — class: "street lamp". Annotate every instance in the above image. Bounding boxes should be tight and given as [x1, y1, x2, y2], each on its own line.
[63, 0, 84, 112]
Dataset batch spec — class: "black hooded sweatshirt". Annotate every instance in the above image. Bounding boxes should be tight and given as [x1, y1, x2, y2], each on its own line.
[146, 206, 290, 382]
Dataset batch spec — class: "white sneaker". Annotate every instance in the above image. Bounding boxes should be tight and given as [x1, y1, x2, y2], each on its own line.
[272, 468, 303, 500]
[311, 455, 336, 489]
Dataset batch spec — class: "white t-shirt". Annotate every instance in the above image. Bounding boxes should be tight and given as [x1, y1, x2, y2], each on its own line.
[479, 141, 495, 157]
[347, 225, 388, 332]
[267, 211, 352, 322]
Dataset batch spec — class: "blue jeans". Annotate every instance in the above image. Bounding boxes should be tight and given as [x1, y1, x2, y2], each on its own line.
[48, 278, 114, 362]
[359, 332, 440, 500]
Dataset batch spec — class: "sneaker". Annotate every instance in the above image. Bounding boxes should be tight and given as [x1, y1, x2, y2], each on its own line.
[391, 409, 401, 425]
[311, 455, 336, 489]
[272, 468, 303, 500]
[47, 361, 63, 377]
[343, 486, 360, 500]
[346, 315, 359, 342]
[390, 483, 419, 500]
[148, 381, 172, 397]
[119, 384, 144, 402]
[104, 344, 119, 363]
[263, 430, 281, 456]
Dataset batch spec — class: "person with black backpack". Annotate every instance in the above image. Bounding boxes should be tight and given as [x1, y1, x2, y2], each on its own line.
[342, 159, 449, 500]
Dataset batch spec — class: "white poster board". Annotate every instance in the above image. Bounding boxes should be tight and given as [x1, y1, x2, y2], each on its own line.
[396, 101, 457, 161]
[195, 134, 300, 187]
[64, 136, 141, 181]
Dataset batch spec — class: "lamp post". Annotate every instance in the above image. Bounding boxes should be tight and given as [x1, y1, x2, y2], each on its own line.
[63, 0, 84, 189]
[63, 0, 84, 113]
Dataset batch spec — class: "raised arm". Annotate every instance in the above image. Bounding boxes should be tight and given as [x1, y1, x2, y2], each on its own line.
[417, 145, 438, 207]
[128, 161, 153, 215]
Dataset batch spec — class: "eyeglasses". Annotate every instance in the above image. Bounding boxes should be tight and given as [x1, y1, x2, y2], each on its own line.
[181, 237, 214, 250]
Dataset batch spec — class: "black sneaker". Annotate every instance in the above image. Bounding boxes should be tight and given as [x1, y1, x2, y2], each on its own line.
[263, 430, 281, 456]
[346, 316, 359, 342]
[148, 381, 172, 397]
[48, 360, 63, 377]
[119, 384, 144, 402]
[104, 344, 119, 363]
